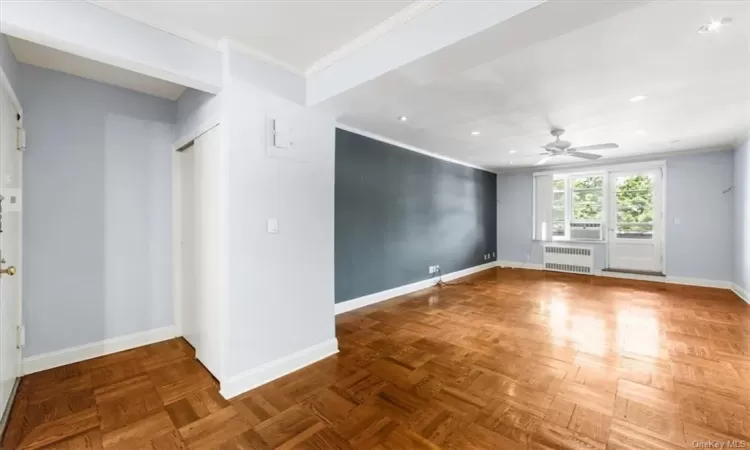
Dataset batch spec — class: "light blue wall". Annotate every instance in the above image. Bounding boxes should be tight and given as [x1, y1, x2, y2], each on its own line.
[0, 34, 19, 95]
[497, 150, 735, 282]
[735, 139, 749, 293]
[18, 63, 176, 357]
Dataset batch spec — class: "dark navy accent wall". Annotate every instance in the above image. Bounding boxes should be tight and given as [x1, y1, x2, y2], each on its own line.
[335, 128, 497, 304]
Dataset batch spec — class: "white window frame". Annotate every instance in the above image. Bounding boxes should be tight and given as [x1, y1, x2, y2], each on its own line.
[533, 160, 667, 244]
[552, 175, 568, 240]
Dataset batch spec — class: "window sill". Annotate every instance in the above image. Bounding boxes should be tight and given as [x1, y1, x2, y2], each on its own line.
[534, 238, 606, 244]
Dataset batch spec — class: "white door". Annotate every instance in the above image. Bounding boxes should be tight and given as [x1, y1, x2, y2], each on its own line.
[0, 81, 22, 414]
[177, 125, 221, 376]
[179, 136, 198, 349]
[608, 168, 664, 273]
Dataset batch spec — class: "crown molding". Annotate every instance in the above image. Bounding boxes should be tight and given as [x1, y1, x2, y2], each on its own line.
[337, 123, 494, 173]
[88, 0, 220, 50]
[304, 1, 442, 75]
[497, 145, 735, 174]
[220, 39, 305, 77]
[89, 0, 440, 81]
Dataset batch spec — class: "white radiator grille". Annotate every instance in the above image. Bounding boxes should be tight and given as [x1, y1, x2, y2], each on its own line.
[544, 246, 592, 257]
[543, 244, 594, 275]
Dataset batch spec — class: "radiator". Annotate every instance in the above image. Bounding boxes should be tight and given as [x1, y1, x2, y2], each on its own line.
[543, 244, 594, 275]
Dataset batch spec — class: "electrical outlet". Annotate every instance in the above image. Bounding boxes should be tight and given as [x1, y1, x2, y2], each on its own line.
[492, 252, 495, 258]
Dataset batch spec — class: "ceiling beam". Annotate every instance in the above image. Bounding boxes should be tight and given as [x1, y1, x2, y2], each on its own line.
[0, 0, 223, 94]
[305, 0, 547, 106]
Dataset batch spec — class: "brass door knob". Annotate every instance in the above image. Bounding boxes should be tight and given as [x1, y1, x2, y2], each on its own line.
[1, 266, 16, 276]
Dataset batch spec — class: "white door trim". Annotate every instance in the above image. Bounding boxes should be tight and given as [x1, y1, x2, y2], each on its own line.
[171, 120, 219, 338]
[0, 69, 23, 421]
[0, 68, 22, 116]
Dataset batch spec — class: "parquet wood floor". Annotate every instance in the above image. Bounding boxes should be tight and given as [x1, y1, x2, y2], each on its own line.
[3, 268, 749, 449]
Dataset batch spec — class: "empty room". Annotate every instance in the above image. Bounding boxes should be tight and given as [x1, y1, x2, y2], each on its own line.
[0, 1, 748, 449]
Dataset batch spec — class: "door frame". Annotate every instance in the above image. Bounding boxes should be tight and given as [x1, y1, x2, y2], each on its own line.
[171, 120, 219, 340]
[605, 162, 667, 274]
[0, 65, 24, 390]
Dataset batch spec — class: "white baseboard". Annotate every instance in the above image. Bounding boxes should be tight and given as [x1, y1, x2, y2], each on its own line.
[220, 338, 339, 399]
[732, 283, 750, 304]
[334, 261, 497, 315]
[596, 270, 731, 290]
[441, 261, 498, 281]
[22, 325, 178, 375]
[495, 259, 740, 294]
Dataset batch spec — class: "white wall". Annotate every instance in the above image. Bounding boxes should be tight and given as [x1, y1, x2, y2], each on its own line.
[1, 0, 222, 93]
[19, 63, 176, 357]
[175, 88, 221, 143]
[735, 138, 750, 295]
[222, 47, 336, 384]
[0, 33, 18, 96]
[497, 150, 736, 283]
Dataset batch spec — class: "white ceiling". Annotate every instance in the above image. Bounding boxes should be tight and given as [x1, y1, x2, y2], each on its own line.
[7, 36, 186, 100]
[91, 0, 420, 74]
[320, 1, 750, 171]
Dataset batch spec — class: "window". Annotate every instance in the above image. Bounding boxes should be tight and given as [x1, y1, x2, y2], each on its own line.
[570, 175, 604, 240]
[532, 163, 663, 243]
[552, 177, 566, 237]
[614, 173, 654, 239]
[545, 174, 604, 241]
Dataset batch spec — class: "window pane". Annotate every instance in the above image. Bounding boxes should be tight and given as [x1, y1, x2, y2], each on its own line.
[574, 204, 603, 221]
[571, 176, 603, 189]
[617, 224, 654, 239]
[617, 207, 653, 224]
[552, 220, 565, 237]
[553, 178, 565, 191]
[615, 174, 653, 203]
[572, 189, 603, 204]
[571, 175, 603, 224]
[553, 207, 565, 221]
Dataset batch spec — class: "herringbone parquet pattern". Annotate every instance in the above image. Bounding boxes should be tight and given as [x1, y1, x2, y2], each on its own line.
[3, 268, 749, 449]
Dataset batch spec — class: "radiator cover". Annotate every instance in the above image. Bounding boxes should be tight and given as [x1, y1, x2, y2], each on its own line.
[543, 244, 594, 275]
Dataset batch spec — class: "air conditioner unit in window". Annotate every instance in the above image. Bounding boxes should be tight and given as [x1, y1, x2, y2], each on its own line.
[570, 223, 602, 240]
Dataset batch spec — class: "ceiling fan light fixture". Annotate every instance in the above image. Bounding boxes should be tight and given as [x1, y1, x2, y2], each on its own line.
[536, 128, 618, 165]
[471, 130, 480, 136]
[398, 115, 408, 122]
[509, 149, 517, 154]
[698, 17, 731, 34]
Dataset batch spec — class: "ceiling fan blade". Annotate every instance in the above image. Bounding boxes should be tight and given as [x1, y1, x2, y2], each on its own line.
[567, 143, 618, 152]
[534, 155, 554, 166]
[568, 151, 602, 160]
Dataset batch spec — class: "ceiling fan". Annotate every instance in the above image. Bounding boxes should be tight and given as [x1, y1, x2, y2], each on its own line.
[535, 129, 618, 166]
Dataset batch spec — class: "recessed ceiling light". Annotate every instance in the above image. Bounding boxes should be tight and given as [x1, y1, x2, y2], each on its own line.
[630, 95, 647, 102]
[398, 115, 408, 122]
[509, 149, 517, 154]
[635, 130, 647, 135]
[471, 130, 480, 136]
[698, 18, 731, 34]
[509, 161, 514, 165]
